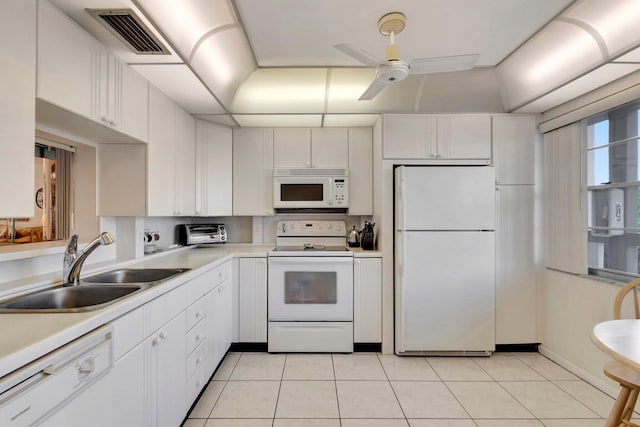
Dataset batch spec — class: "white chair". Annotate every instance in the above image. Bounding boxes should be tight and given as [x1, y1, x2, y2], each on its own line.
[605, 278, 640, 427]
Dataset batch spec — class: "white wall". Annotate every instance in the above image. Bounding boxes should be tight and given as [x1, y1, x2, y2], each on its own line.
[539, 269, 620, 396]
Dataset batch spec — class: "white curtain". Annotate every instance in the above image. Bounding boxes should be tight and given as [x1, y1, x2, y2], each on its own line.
[543, 122, 588, 275]
[55, 149, 74, 240]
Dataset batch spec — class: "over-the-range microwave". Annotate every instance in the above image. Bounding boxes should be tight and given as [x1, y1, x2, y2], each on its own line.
[273, 168, 349, 211]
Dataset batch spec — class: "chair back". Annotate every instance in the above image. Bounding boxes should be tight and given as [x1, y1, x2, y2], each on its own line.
[614, 278, 640, 319]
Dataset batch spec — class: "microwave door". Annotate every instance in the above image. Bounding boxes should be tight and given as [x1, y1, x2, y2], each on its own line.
[274, 177, 331, 208]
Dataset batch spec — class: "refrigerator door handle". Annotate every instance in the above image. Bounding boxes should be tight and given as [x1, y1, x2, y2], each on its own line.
[395, 166, 405, 230]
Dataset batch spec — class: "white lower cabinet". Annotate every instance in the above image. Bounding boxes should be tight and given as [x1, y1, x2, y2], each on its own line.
[238, 258, 268, 343]
[146, 312, 186, 427]
[104, 260, 235, 425]
[353, 257, 382, 343]
[206, 278, 233, 374]
[111, 343, 144, 427]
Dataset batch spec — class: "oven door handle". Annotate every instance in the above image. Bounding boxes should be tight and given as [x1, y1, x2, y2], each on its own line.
[268, 257, 353, 265]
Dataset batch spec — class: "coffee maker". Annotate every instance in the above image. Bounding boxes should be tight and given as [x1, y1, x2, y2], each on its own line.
[361, 221, 375, 250]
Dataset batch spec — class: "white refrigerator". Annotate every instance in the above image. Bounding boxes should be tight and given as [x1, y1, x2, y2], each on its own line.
[395, 165, 496, 354]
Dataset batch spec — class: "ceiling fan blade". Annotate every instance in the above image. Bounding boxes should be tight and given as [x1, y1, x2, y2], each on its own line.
[408, 53, 480, 75]
[334, 43, 385, 67]
[358, 78, 388, 101]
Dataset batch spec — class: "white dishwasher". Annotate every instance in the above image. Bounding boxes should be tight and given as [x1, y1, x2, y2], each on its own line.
[0, 325, 113, 427]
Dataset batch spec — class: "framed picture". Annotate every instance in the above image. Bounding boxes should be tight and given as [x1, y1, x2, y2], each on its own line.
[36, 188, 44, 209]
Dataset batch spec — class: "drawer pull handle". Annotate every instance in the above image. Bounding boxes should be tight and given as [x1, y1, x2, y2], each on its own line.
[195, 334, 202, 342]
[196, 357, 202, 365]
[195, 311, 202, 318]
[159, 331, 167, 340]
[152, 337, 161, 346]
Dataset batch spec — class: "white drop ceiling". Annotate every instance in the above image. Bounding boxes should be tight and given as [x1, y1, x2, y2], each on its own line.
[48, 0, 640, 126]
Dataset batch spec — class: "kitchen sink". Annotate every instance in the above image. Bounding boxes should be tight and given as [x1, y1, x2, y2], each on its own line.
[0, 268, 190, 313]
[83, 268, 190, 284]
[0, 285, 142, 313]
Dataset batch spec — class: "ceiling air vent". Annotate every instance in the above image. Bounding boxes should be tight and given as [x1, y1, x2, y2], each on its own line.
[87, 9, 169, 55]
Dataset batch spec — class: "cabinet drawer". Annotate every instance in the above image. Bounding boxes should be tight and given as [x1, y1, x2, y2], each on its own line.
[186, 297, 206, 331]
[186, 319, 206, 356]
[186, 363, 208, 406]
[186, 340, 206, 380]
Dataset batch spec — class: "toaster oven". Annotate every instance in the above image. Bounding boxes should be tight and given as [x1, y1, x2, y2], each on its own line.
[178, 224, 227, 245]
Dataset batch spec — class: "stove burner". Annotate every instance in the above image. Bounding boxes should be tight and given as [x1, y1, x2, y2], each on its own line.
[303, 243, 326, 250]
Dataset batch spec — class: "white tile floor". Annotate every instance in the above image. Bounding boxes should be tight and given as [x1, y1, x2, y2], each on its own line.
[184, 352, 614, 427]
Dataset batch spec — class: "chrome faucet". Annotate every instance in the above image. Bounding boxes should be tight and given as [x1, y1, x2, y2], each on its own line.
[62, 232, 115, 286]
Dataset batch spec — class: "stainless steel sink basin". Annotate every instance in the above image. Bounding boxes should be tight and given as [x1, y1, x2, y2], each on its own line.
[0, 285, 142, 313]
[83, 268, 190, 284]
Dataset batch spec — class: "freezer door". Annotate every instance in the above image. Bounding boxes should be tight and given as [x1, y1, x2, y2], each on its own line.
[396, 166, 495, 231]
[395, 230, 495, 353]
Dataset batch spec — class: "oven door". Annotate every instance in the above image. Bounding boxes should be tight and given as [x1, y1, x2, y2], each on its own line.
[268, 257, 353, 321]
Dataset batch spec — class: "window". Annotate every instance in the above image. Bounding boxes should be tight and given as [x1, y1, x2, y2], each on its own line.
[0, 142, 74, 246]
[586, 101, 640, 278]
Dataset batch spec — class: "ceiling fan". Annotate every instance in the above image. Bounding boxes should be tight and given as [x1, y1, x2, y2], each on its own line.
[335, 12, 480, 100]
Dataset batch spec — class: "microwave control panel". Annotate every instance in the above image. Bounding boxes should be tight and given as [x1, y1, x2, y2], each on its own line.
[333, 179, 347, 205]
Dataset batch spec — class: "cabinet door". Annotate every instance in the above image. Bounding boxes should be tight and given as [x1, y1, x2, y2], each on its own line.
[233, 128, 274, 215]
[175, 107, 196, 216]
[273, 128, 311, 168]
[120, 64, 149, 143]
[147, 86, 176, 216]
[37, 0, 93, 119]
[437, 115, 491, 159]
[311, 128, 349, 168]
[238, 258, 268, 343]
[382, 115, 437, 159]
[205, 287, 221, 376]
[157, 313, 186, 427]
[495, 185, 537, 344]
[92, 45, 120, 128]
[0, 0, 35, 217]
[196, 120, 232, 216]
[348, 128, 373, 215]
[111, 343, 144, 426]
[493, 115, 536, 185]
[220, 279, 233, 352]
[354, 258, 382, 343]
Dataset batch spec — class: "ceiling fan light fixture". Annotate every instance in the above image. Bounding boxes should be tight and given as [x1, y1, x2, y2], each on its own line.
[377, 61, 409, 82]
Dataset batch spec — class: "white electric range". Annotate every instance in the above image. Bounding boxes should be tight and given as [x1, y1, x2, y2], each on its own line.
[267, 220, 354, 353]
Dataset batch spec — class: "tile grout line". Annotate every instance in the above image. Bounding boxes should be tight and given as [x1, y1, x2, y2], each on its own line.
[272, 353, 287, 426]
[332, 353, 343, 427]
[376, 353, 410, 425]
[205, 351, 242, 419]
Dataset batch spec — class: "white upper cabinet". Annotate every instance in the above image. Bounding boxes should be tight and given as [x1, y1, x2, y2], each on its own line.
[437, 115, 491, 159]
[311, 128, 349, 168]
[195, 120, 232, 216]
[147, 85, 195, 216]
[37, 0, 94, 119]
[383, 115, 436, 159]
[348, 128, 373, 215]
[383, 114, 491, 161]
[273, 128, 349, 168]
[0, 0, 35, 217]
[37, 0, 148, 142]
[493, 115, 537, 185]
[233, 128, 274, 216]
[175, 108, 196, 216]
[119, 62, 149, 143]
[273, 128, 311, 168]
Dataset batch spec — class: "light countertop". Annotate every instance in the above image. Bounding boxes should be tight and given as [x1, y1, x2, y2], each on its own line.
[0, 243, 380, 379]
[0, 244, 270, 379]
